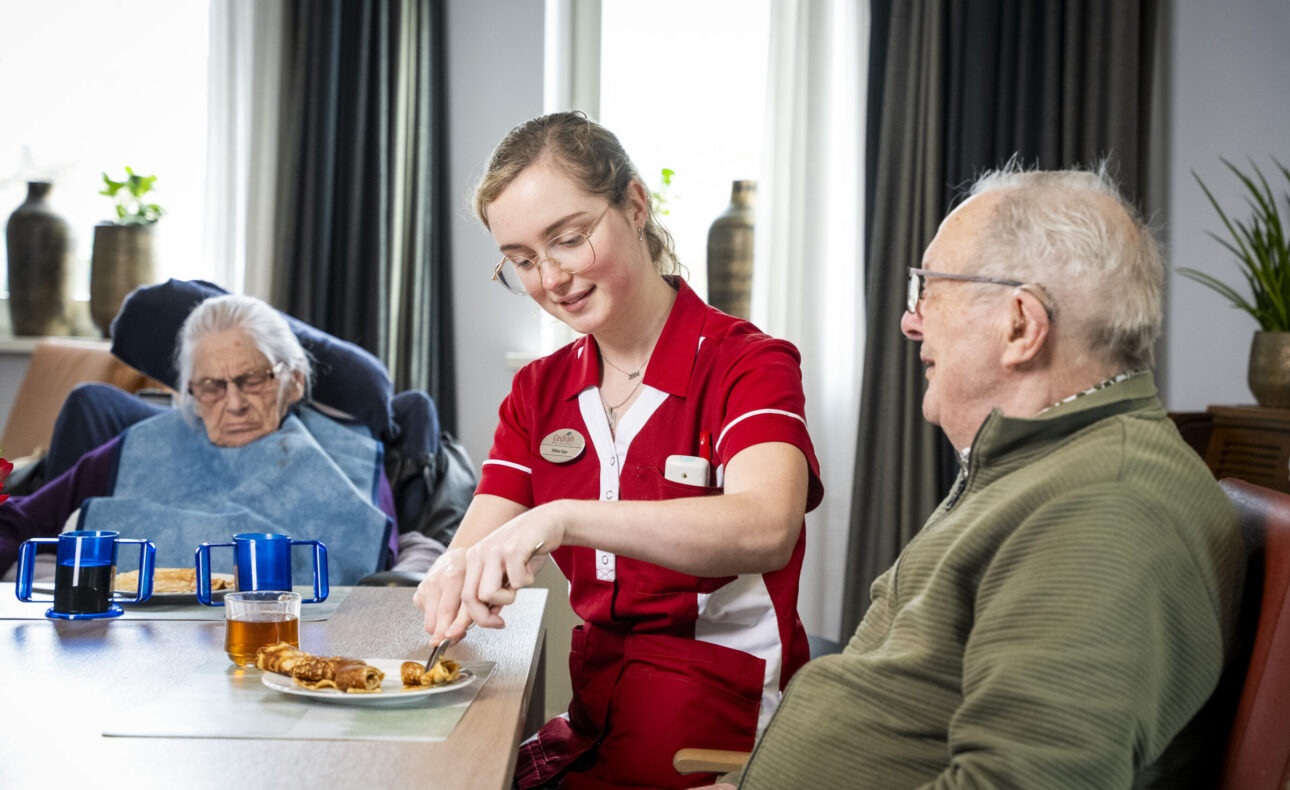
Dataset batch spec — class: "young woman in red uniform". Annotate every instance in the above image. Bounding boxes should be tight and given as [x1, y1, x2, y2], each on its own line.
[414, 112, 823, 789]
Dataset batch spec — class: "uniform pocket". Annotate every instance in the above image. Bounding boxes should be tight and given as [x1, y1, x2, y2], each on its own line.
[595, 634, 764, 788]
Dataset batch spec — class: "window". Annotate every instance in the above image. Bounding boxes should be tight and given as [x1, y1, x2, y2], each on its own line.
[0, 0, 210, 302]
[599, 0, 771, 298]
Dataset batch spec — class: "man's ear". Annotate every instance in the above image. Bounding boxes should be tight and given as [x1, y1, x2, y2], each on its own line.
[1001, 288, 1049, 368]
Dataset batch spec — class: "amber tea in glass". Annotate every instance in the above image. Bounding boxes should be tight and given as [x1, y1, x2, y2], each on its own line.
[224, 591, 302, 667]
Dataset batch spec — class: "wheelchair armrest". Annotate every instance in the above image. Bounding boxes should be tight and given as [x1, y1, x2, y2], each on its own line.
[357, 570, 424, 587]
[673, 748, 750, 775]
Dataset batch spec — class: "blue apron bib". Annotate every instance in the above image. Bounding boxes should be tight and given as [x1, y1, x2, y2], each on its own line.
[80, 407, 391, 585]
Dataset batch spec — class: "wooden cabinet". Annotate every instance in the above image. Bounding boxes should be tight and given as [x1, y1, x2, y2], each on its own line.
[1203, 406, 1290, 494]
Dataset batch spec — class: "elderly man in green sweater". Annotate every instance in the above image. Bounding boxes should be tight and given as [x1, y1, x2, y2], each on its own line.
[705, 167, 1245, 789]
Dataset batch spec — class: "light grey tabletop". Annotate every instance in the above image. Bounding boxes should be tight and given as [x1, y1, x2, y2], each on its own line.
[0, 584, 548, 790]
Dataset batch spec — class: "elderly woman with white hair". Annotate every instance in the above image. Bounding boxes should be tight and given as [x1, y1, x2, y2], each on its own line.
[0, 294, 396, 583]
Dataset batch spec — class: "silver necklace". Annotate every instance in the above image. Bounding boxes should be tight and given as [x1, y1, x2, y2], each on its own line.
[600, 351, 645, 381]
[601, 378, 644, 432]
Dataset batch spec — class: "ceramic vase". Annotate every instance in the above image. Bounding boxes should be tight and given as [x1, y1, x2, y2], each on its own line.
[5, 181, 74, 336]
[90, 223, 155, 337]
[707, 180, 756, 319]
[1248, 331, 1290, 408]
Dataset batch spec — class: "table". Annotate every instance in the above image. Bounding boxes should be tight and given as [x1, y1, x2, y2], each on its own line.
[0, 585, 547, 789]
[1204, 405, 1290, 493]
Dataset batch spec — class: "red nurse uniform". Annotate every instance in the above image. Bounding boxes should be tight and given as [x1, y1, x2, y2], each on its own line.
[484, 278, 824, 789]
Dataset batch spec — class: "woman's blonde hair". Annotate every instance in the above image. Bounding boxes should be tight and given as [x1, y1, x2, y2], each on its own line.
[474, 111, 679, 275]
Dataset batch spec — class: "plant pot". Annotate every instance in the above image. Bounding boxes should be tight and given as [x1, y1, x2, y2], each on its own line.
[706, 180, 756, 319]
[5, 181, 74, 336]
[1248, 331, 1290, 408]
[90, 223, 156, 337]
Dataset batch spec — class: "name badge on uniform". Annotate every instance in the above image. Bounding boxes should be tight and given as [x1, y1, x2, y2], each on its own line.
[540, 429, 586, 464]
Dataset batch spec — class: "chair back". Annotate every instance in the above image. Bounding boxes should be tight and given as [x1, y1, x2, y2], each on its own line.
[1219, 478, 1290, 789]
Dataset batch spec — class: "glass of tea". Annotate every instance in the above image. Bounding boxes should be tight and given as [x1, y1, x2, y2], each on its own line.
[224, 591, 302, 667]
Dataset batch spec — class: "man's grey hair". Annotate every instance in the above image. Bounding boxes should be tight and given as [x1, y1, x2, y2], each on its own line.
[966, 162, 1163, 371]
[174, 294, 313, 420]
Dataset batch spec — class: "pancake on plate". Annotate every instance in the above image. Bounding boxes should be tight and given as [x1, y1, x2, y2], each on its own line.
[401, 658, 461, 688]
[115, 567, 233, 594]
[255, 643, 386, 693]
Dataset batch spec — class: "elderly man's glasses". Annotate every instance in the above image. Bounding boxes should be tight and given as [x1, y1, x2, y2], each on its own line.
[189, 362, 284, 404]
[906, 267, 1053, 316]
[492, 204, 612, 296]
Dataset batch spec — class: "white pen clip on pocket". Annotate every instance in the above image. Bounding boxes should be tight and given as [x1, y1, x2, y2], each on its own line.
[664, 455, 710, 487]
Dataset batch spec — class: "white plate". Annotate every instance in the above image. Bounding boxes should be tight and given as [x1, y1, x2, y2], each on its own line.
[260, 659, 474, 705]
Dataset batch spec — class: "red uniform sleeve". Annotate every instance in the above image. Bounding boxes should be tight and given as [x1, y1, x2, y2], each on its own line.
[476, 371, 536, 508]
[715, 338, 824, 512]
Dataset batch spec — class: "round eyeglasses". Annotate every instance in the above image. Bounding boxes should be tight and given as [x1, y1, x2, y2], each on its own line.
[492, 204, 613, 295]
[906, 267, 1054, 317]
[188, 362, 284, 404]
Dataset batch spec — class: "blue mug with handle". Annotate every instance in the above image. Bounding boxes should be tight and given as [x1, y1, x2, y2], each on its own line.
[195, 532, 328, 606]
[16, 530, 156, 619]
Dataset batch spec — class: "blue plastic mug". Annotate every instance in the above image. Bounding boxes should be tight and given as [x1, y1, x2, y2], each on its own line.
[195, 532, 328, 606]
[15, 530, 156, 620]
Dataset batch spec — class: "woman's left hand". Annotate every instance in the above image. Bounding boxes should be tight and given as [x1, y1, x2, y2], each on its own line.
[459, 501, 564, 626]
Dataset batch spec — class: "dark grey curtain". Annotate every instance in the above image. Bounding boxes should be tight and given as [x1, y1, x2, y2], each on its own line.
[842, 0, 1158, 634]
[273, 0, 455, 433]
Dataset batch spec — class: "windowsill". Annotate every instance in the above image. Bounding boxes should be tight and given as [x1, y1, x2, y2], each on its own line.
[0, 335, 110, 353]
[0, 296, 103, 346]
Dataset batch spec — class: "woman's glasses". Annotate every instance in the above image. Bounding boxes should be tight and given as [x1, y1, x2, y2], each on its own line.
[189, 362, 284, 404]
[492, 204, 612, 295]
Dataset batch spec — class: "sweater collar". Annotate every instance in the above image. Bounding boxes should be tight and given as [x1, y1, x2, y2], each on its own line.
[966, 371, 1163, 467]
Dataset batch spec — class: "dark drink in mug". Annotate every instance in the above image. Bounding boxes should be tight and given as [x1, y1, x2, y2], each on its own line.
[225, 615, 300, 667]
[52, 560, 115, 614]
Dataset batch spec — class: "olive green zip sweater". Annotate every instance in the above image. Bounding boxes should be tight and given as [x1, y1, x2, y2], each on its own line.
[739, 373, 1244, 789]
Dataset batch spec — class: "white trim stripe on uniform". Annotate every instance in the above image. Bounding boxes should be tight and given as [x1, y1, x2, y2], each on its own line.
[482, 459, 532, 475]
[715, 408, 807, 454]
[695, 574, 784, 733]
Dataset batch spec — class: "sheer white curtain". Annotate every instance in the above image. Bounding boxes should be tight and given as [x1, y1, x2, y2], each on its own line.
[205, 0, 285, 298]
[753, 0, 868, 641]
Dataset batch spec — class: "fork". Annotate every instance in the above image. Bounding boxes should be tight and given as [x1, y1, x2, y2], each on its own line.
[423, 634, 459, 673]
[425, 541, 544, 672]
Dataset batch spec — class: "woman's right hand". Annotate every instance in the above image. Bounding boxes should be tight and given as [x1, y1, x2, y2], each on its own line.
[413, 493, 530, 643]
[413, 547, 474, 644]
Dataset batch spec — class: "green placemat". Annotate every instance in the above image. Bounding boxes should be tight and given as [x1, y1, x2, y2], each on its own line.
[102, 653, 494, 742]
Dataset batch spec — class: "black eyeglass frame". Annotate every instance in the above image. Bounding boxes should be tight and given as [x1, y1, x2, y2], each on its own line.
[188, 361, 286, 404]
[906, 267, 1053, 317]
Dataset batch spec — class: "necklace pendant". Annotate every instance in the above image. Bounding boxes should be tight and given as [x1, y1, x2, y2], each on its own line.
[626, 371, 641, 380]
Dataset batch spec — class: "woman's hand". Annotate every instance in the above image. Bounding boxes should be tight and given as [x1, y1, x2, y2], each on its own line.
[413, 547, 473, 644]
[414, 494, 531, 641]
[458, 502, 564, 627]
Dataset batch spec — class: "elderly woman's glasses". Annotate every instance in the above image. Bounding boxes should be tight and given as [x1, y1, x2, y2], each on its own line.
[189, 362, 285, 404]
[906, 267, 1053, 317]
[492, 204, 612, 295]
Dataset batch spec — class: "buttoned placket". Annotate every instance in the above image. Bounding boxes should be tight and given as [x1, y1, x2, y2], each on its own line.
[577, 385, 669, 583]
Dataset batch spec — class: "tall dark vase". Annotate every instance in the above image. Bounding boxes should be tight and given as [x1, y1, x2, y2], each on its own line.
[5, 181, 74, 336]
[706, 180, 756, 319]
[90, 223, 156, 338]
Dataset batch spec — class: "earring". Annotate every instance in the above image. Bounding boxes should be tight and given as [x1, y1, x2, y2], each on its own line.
[637, 228, 646, 242]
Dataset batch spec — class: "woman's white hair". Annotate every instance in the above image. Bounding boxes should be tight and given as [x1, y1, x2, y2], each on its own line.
[174, 294, 313, 421]
[966, 162, 1163, 371]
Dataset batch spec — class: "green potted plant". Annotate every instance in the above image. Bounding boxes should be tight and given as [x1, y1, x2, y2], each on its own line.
[90, 167, 165, 337]
[1179, 157, 1290, 407]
